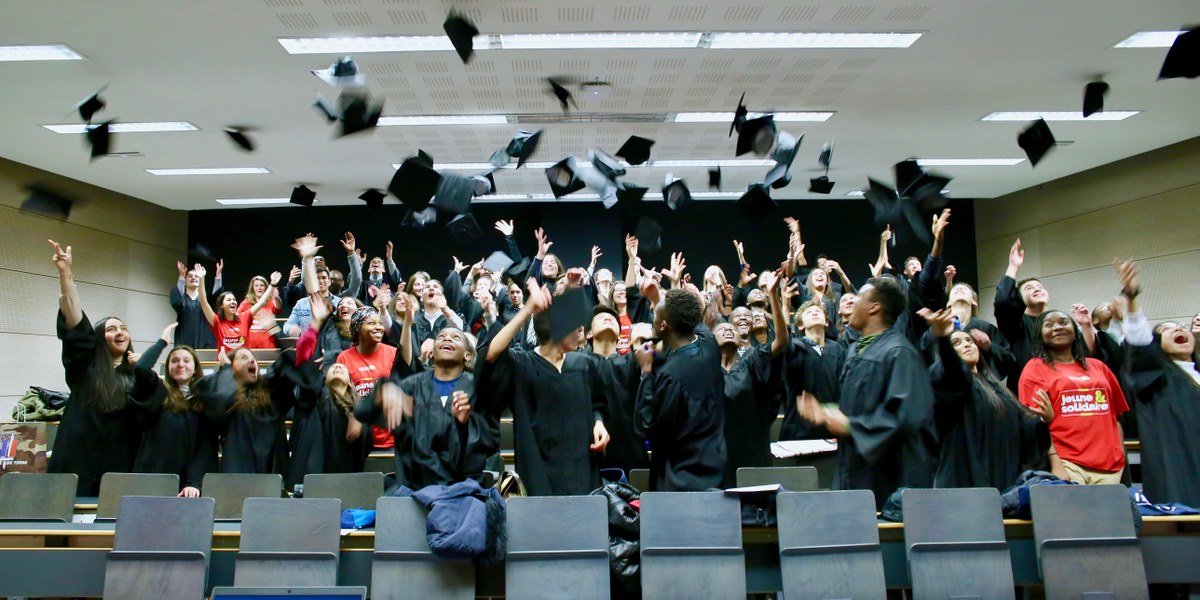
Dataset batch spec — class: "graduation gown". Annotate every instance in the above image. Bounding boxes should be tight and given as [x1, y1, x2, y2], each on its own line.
[779, 336, 847, 441]
[722, 344, 783, 484]
[478, 346, 607, 496]
[287, 386, 367, 490]
[197, 355, 313, 476]
[836, 327, 938, 509]
[928, 336, 1047, 490]
[49, 312, 166, 496]
[635, 329, 727, 492]
[994, 275, 1039, 394]
[919, 317, 1016, 380]
[171, 286, 219, 349]
[589, 351, 650, 473]
[1124, 340, 1200, 506]
[133, 400, 218, 491]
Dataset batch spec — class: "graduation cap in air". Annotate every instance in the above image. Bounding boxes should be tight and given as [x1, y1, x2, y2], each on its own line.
[547, 78, 576, 112]
[1017, 118, 1056, 168]
[1083, 81, 1109, 118]
[447, 213, 482, 241]
[708, 166, 721, 190]
[633, 216, 664, 256]
[400, 206, 438, 228]
[471, 172, 496, 196]
[546, 286, 595, 341]
[662, 173, 693, 211]
[390, 155, 442, 210]
[894, 159, 951, 211]
[72, 86, 107, 122]
[809, 140, 835, 194]
[86, 120, 113, 160]
[358, 188, 386, 208]
[615, 135, 654, 166]
[433, 173, 475, 215]
[482, 251, 516, 277]
[20, 185, 74, 220]
[490, 129, 543, 169]
[290, 184, 316, 207]
[615, 184, 648, 213]
[337, 91, 383, 136]
[504, 256, 532, 282]
[545, 157, 587, 198]
[864, 177, 930, 245]
[312, 56, 365, 88]
[736, 115, 777, 157]
[729, 92, 749, 137]
[575, 159, 621, 208]
[765, 130, 803, 189]
[1158, 26, 1200, 79]
[589, 148, 626, 180]
[737, 183, 777, 222]
[443, 11, 479, 64]
[223, 127, 255, 152]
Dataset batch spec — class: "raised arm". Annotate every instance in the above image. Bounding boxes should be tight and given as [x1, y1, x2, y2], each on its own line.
[398, 293, 415, 368]
[292, 234, 322, 295]
[623, 234, 639, 288]
[486, 280, 550, 363]
[783, 217, 807, 269]
[870, 227, 892, 279]
[768, 268, 790, 358]
[824, 259, 857, 296]
[341, 232, 362, 298]
[249, 272, 282, 316]
[49, 240, 82, 329]
[930, 208, 950, 258]
[194, 264, 216, 326]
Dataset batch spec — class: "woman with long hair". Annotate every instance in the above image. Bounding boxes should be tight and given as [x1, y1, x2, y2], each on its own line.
[922, 308, 1050, 489]
[316, 295, 362, 370]
[239, 275, 282, 349]
[1019, 309, 1129, 484]
[197, 266, 281, 353]
[46, 240, 165, 496]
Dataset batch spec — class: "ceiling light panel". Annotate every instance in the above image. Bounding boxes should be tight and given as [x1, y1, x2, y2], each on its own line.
[148, 167, 270, 176]
[42, 122, 199, 134]
[981, 111, 1140, 121]
[1113, 31, 1185, 48]
[708, 32, 922, 49]
[377, 115, 510, 126]
[916, 158, 1025, 166]
[215, 198, 293, 205]
[673, 112, 834, 123]
[278, 35, 489, 54]
[499, 32, 703, 49]
[0, 44, 84, 61]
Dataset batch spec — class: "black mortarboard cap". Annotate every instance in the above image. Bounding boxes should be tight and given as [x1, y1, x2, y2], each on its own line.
[358, 188, 386, 208]
[290, 184, 316, 207]
[20, 185, 73, 220]
[894, 159, 924, 197]
[400, 206, 438, 228]
[224, 127, 255, 152]
[548, 78, 575, 112]
[314, 92, 339, 122]
[312, 56, 365, 87]
[764, 163, 792, 190]
[471, 172, 496, 196]
[767, 132, 803, 190]
[505, 256, 532, 282]
[72, 86, 107, 123]
[545, 157, 586, 198]
[633, 216, 663, 256]
[338, 92, 382, 137]
[547, 286, 595, 341]
[390, 157, 441, 210]
[589, 148, 626, 180]
[1159, 26, 1200, 79]
[737, 183, 777, 222]
[708, 166, 721, 190]
[818, 141, 834, 169]
[729, 92, 748, 138]
[808, 176, 835, 194]
[615, 184, 648, 213]
[1017, 118, 1056, 167]
[86, 120, 113, 160]
[443, 11, 479, 64]
[434, 173, 474, 215]
[615, 135, 654, 166]
[662, 173, 693, 211]
[1083, 81, 1109, 118]
[736, 115, 776, 157]
[864, 178, 930, 245]
[415, 149, 435, 169]
[489, 148, 511, 169]
[482, 251, 515, 276]
[506, 130, 542, 168]
[447, 213, 482, 241]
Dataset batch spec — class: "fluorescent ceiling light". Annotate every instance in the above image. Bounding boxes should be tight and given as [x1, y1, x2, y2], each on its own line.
[42, 122, 199, 134]
[279, 36, 488, 54]
[708, 32, 921, 49]
[652, 159, 776, 168]
[377, 115, 509, 126]
[674, 112, 834, 123]
[690, 192, 744, 199]
[981, 111, 1140, 122]
[148, 167, 270, 176]
[473, 194, 531, 201]
[0, 44, 84, 61]
[916, 158, 1025, 166]
[1114, 31, 1185, 48]
[845, 190, 866, 198]
[215, 198, 293, 206]
[500, 32, 702, 50]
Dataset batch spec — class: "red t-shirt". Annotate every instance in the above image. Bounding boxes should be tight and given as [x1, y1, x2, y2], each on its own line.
[211, 310, 253, 353]
[337, 344, 398, 449]
[1018, 357, 1128, 472]
[617, 313, 633, 355]
[237, 299, 278, 349]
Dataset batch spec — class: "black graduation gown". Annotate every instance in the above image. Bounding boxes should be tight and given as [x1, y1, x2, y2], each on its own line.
[994, 275, 1039, 394]
[589, 351, 650, 473]
[133, 398, 218, 491]
[722, 344, 782, 484]
[316, 319, 354, 372]
[836, 327, 938, 509]
[1124, 340, 1200, 506]
[197, 355, 312, 476]
[919, 317, 1015, 380]
[171, 285, 220, 349]
[779, 336, 847, 441]
[287, 386, 367, 490]
[48, 312, 166, 496]
[635, 329, 727, 492]
[928, 336, 1047, 490]
[477, 346, 607, 496]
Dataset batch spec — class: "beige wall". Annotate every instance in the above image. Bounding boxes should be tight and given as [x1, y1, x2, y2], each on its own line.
[975, 136, 1200, 327]
[0, 157, 187, 420]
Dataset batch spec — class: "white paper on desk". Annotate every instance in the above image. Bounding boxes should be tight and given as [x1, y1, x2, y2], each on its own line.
[725, 483, 782, 493]
[770, 439, 838, 459]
